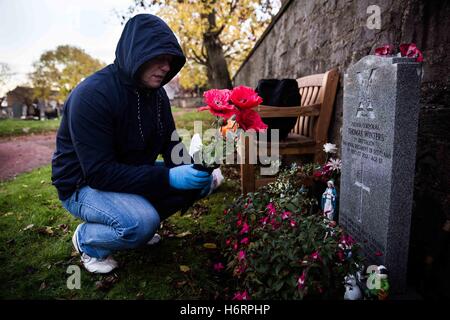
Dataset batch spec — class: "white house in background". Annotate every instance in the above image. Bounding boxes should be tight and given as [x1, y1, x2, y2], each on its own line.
[163, 75, 180, 100]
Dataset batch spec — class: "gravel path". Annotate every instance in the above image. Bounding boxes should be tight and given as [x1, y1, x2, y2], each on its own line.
[0, 133, 56, 181]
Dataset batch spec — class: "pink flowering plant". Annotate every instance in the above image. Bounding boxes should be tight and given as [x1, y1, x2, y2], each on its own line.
[222, 165, 362, 299]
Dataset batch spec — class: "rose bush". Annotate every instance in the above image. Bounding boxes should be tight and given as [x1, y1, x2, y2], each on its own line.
[221, 165, 362, 300]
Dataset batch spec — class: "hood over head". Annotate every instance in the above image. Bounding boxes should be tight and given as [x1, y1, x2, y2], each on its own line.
[114, 14, 186, 87]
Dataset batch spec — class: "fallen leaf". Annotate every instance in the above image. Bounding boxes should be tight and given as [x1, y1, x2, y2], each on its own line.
[22, 127, 30, 133]
[179, 265, 190, 273]
[22, 224, 34, 231]
[3, 212, 14, 217]
[136, 292, 144, 300]
[39, 282, 47, 291]
[175, 280, 187, 288]
[37, 226, 54, 236]
[95, 274, 119, 291]
[58, 224, 69, 233]
[203, 243, 217, 249]
[175, 231, 192, 238]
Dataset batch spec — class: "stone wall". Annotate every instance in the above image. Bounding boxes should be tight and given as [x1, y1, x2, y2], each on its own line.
[233, 0, 450, 298]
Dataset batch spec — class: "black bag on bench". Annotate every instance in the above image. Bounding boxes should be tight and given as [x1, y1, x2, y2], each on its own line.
[255, 79, 301, 140]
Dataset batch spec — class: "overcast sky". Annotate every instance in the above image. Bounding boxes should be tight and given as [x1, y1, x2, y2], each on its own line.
[0, 0, 140, 96]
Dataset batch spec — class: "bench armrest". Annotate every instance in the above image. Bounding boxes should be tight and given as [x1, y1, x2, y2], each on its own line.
[255, 104, 321, 118]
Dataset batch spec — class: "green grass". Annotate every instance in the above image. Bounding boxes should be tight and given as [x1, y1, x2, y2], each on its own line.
[0, 118, 61, 138]
[0, 107, 207, 139]
[172, 107, 215, 134]
[0, 166, 240, 299]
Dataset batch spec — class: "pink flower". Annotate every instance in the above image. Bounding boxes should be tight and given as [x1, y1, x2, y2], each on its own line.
[230, 85, 263, 109]
[237, 264, 247, 274]
[340, 234, 355, 246]
[225, 238, 232, 246]
[266, 202, 276, 215]
[375, 251, 383, 257]
[238, 250, 246, 261]
[240, 237, 249, 245]
[281, 211, 291, 220]
[232, 292, 243, 300]
[375, 44, 395, 56]
[240, 222, 249, 234]
[241, 290, 250, 300]
[259, 216, 269, 226]
[310, 251, 321, 261]
[289, 219, 297, 228]
[233, 242, 238, 251]
[235, 109, 268, 132]
[297, 271, 306, 289]
[399, 43, 424, 62]
[270, 218, 281, 230]
[337, 250, 345, 262]
[223, 209, 229, 215]
[198, 89, 236, 119]
[232, 290, 250, 300]
[213, 262, 224, 272]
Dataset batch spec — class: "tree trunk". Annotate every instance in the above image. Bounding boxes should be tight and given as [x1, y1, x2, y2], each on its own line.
[203, 33, 232, 89]
[203, 11, 232, 89]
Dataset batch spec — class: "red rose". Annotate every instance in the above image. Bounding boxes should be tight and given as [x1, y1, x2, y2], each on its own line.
[375, 44, 395, 56]
[198, 89, 236, 119]
[235, 109, 268, 132]
[230, 85, 263, 109]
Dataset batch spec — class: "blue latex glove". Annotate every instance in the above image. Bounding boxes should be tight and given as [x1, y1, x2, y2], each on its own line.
[169, 164, 211, 190]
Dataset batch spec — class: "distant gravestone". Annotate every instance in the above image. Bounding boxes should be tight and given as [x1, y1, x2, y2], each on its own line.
[339, 55, 422, 293]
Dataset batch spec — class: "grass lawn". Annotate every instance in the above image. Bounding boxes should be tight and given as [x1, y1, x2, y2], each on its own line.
[0, 108, 242, 299]
[0, 119, 62, 138]
[0, 166, 241, 299]
[0, 107, 205, 139]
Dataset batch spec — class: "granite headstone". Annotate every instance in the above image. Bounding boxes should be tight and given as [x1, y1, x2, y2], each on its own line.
[339, 55, 422, 293]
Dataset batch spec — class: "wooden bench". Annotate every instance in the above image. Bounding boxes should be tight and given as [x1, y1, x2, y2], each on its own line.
[240, 68, 339, 194]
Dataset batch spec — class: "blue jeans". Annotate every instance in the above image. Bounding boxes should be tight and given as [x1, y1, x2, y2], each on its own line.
[62, 186, 201, 259]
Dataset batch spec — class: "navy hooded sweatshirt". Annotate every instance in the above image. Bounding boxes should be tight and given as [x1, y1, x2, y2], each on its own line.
[51, 14, 188, 202]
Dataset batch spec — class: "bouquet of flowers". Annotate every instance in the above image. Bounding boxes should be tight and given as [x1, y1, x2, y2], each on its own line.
[312, 143, 342, 183]
[193, 86, 268, 172]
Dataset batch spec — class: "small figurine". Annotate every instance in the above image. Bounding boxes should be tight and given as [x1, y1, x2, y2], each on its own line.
[321, 180, 337, 220]
[344, 275, 363, 300]
[366, 265, 390, 300]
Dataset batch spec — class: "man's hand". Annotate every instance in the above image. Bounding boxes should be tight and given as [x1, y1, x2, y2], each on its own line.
[169, 164, 211, 190]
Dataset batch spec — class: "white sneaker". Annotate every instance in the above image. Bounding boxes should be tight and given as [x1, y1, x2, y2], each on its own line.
[72, 224, 118, 274]
[147, 233, 161, 245]
[80, 253, 118, 274]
